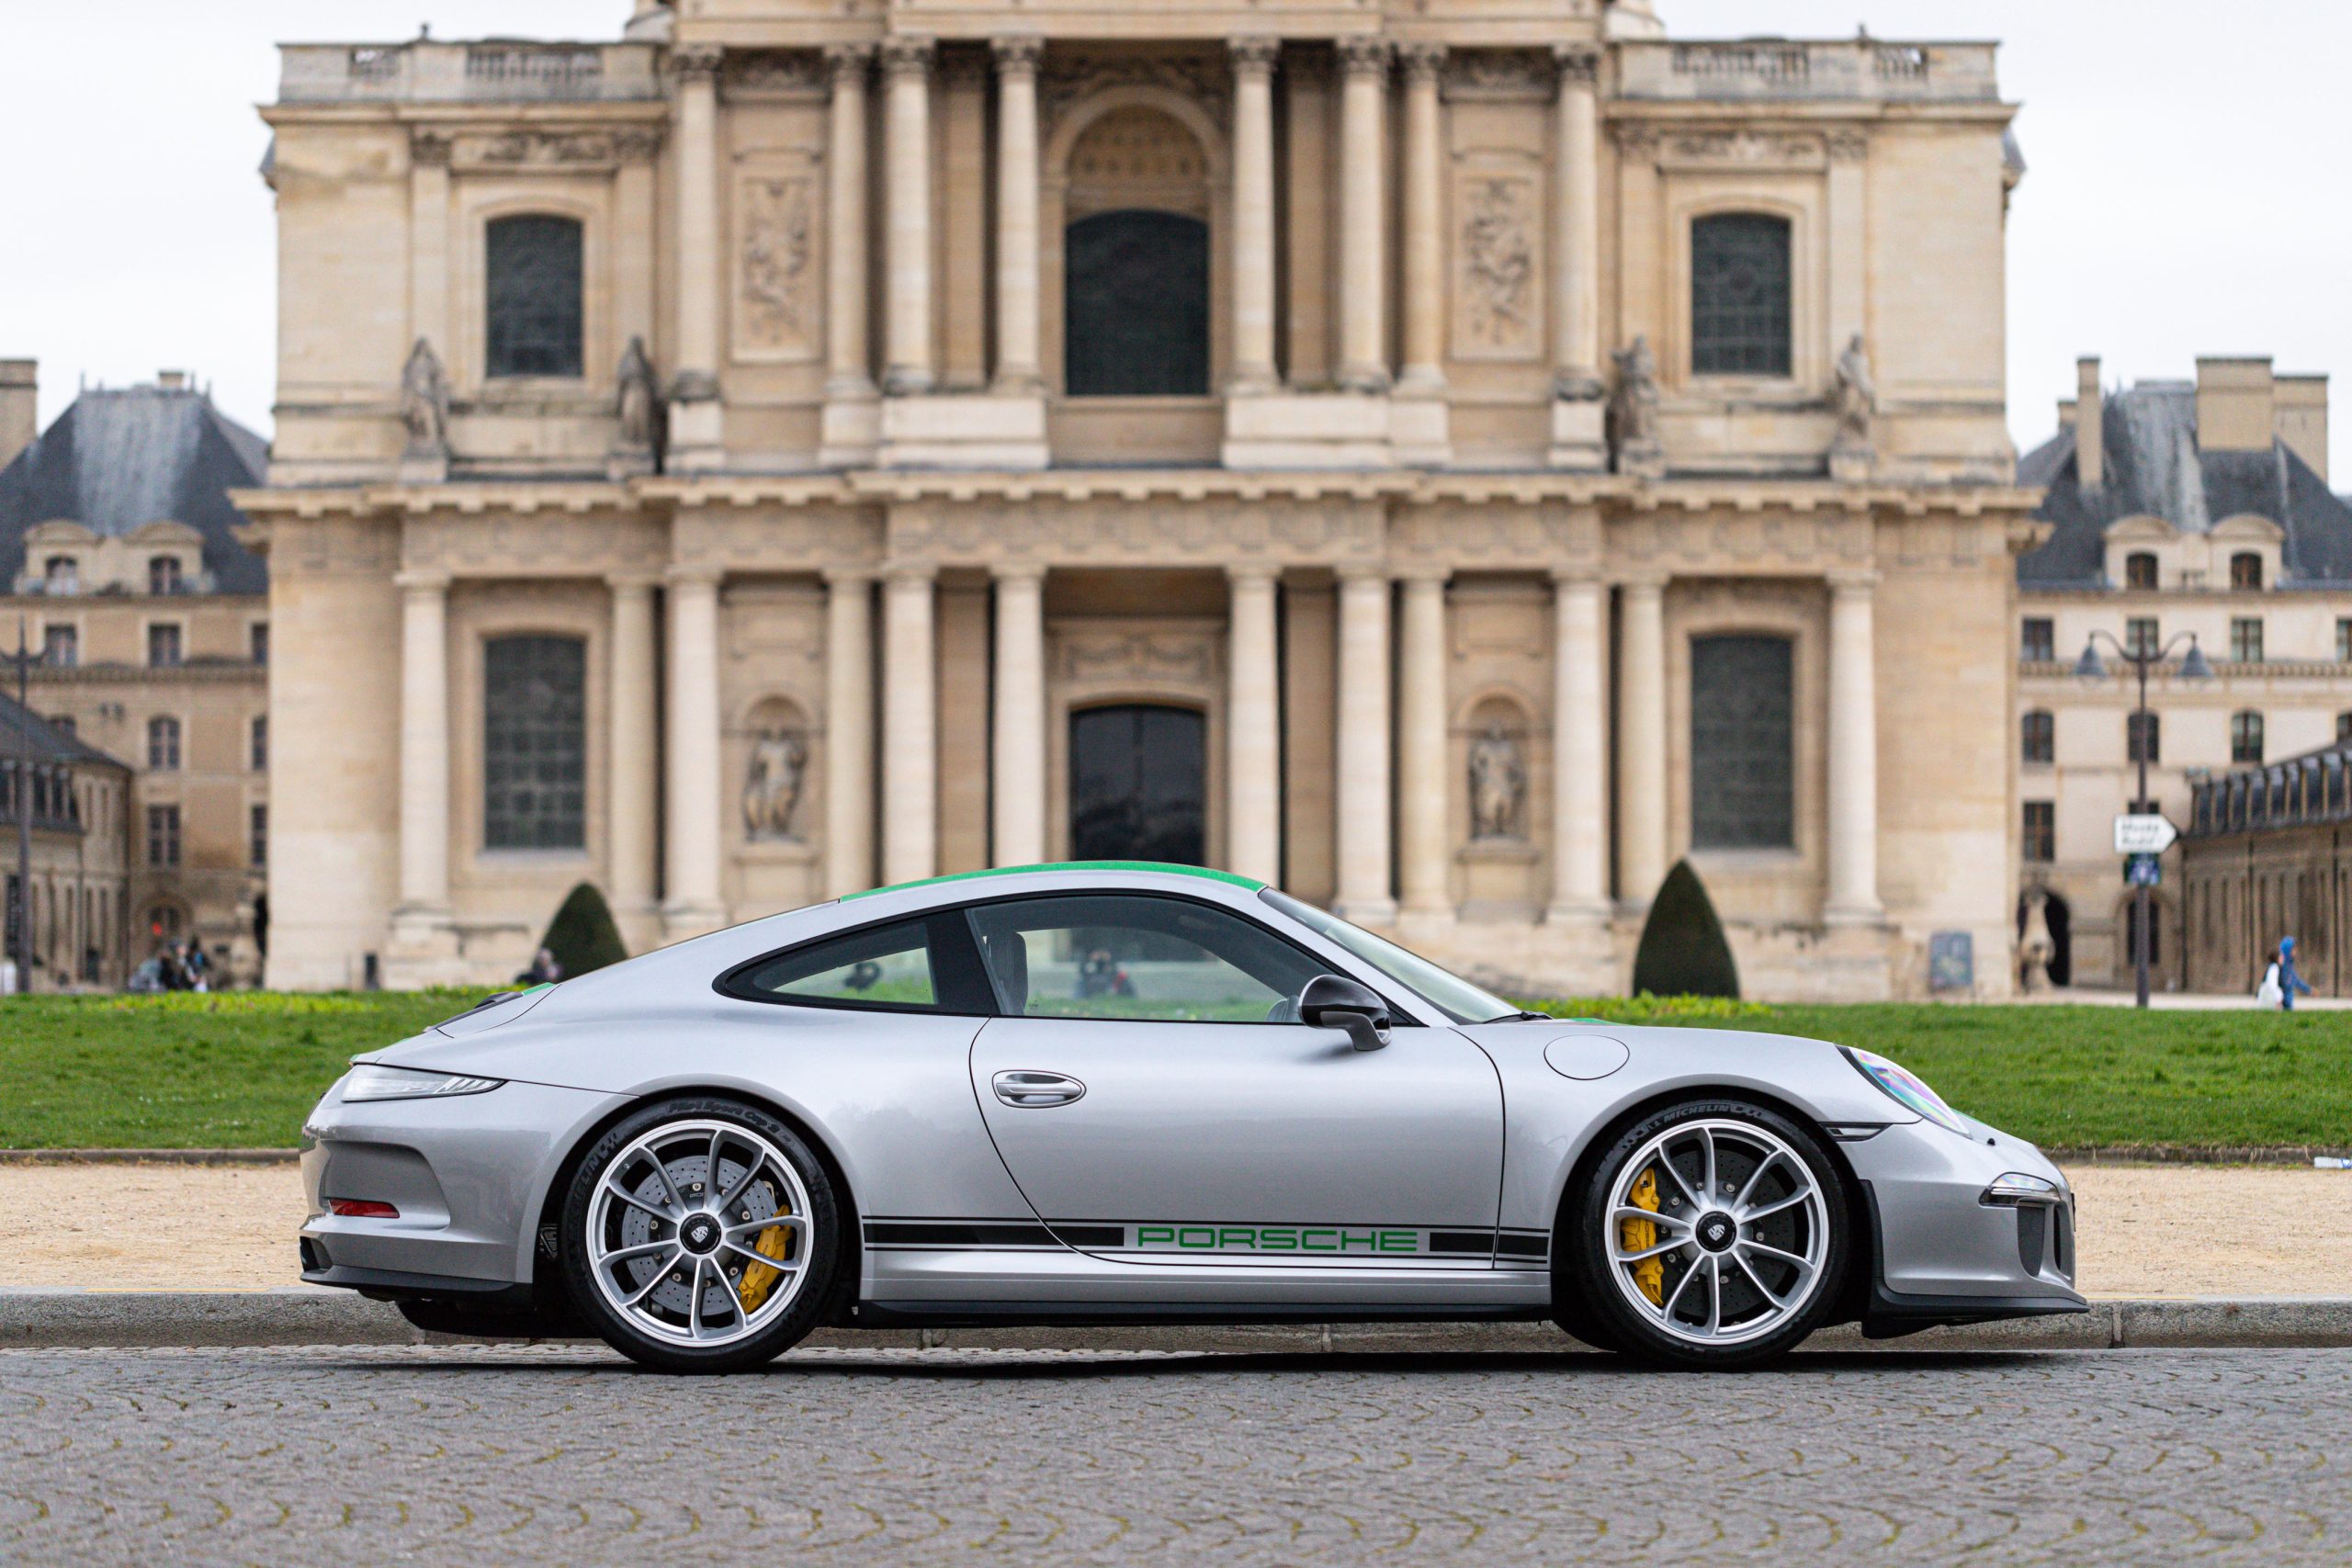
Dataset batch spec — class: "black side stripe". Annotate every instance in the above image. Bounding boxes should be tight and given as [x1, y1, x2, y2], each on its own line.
[1427, 1231, 1495, 1256]
[864, 1222, 1059, 1248]
[1496, 1233, 1550, 1258]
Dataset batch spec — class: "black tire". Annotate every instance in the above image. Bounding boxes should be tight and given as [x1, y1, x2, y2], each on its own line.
[561, 1096, 841, 1373]
[1566, 1098, 1847, 1371]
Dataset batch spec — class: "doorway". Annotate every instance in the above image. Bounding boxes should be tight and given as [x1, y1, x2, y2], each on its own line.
[1068, 704, 1205, 865]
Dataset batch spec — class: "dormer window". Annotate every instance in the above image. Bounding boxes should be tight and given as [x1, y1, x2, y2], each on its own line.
[42, 557, 78, 594]
[2124, 552, 2158, 591]
[2230, 552, 2264, 591]
[149, 556, 183, 595]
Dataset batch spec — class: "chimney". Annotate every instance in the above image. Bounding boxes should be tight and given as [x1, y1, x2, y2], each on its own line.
[2275, 373, 2329, 482]
[157, 369, 189, 391]
[2056, 397, 2076, 431]
[2196, 355, 2276, 453]
[0, 359, 34, 471]
[2075, 356, 2102, 489]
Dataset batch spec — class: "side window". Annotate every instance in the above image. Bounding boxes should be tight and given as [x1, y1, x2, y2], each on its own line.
[965, 894, 1329, 1024]
[728, 916, 965, 1011]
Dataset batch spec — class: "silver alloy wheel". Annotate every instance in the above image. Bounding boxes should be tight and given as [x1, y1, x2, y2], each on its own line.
[1603, 1117, 1830, 1348]
[585, 1117, 815, 1348]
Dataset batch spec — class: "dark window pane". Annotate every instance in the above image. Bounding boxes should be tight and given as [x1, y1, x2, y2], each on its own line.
[735, 918, 938, 1009]
[2232, 552, 2263, 590]
[1690, 634, 1793, 849]
[2127, 711, 2160, 764]
[2232, 711, 2264, 764]
[2020, 617, 2053, 661]
[1063, 209, 1209, 396]
[2125, 552, 2157, 590]
[482, 635, 585, 849]
[2021, 710, 2054, 765]
[1069, 705, 1205, 865]
[2022, 801, 2054, 863]
[486, 215, 584, 378]
[1690, 213, 1791, 376]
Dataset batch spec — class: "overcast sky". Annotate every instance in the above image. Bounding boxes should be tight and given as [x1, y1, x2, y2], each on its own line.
[3, 1, 2346, 476]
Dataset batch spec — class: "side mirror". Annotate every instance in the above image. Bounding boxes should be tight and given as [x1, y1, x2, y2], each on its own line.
[1299, 974, 1392, 1053]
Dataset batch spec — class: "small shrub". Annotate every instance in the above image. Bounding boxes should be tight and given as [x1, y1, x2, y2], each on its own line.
[1631, 859, 1740, 998]
[540, 883, 628, 978]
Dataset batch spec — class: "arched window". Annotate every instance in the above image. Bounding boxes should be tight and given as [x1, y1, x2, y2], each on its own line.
[2231, 552, 2264, 590]
[2231, 710, 2265, 764]
[2020, 709, 2054, 765]
[2126, 710, 2159, 765]
[2124, 552, 2158, 591]
[485, 215, 584, 378]
[1065, 210, 1209, 396]
[1690, 634, 1793, 849]
[483, 635, 586, 849]
[1690, 213, 1792, 376]
[147, 716, 181, 771]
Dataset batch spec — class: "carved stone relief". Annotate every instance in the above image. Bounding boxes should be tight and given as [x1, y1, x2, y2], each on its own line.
[1057, 630, 1216, 685]
[723, 50, 826, 99]
[1041, 51, 1228, 133]
[450, 128, 661, 169]
[1659, 130, 1826, 169]
[1453, 173, 1540, 359]
[1441, 49, 1553, 102]
[736, 171, 817, 360]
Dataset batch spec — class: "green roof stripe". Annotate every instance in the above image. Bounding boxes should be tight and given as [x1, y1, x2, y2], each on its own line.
[842, 860, 1266, 900]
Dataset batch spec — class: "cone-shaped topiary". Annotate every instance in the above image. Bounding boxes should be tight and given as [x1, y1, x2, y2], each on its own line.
[539, 882, 628, 978]
[1630, 858, 1740, 999]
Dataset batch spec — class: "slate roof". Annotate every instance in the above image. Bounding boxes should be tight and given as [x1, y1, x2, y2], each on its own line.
[0, 687, 129, 773]
[2018, 379, 2352, 588]
[0, 382, 268, 593]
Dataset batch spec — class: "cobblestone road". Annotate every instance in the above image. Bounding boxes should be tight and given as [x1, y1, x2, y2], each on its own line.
[3, 1344, 2346, 1565]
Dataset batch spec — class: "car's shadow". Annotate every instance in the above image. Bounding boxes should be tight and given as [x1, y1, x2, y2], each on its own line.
[332, 1346, 2058, 1381]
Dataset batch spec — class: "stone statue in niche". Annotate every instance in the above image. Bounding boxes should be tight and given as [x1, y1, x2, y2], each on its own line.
[613, 335, 662, 472]
[743, 730, 808, 840]
[1467, 723, 1527, 840]
[2017, 881, 2055, 994]
[400, 337, 449, 457]
[1829, 333, 1876, 479]
[1610, 335, 1664, 477]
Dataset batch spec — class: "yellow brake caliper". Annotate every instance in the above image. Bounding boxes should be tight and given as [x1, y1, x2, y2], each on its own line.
[734, 1219, 796, 1313]
[1623, 1167, 1665, 1305]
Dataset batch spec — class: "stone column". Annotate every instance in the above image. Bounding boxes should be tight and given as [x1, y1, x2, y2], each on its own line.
[669, 45, 726, 459]
[1335, 38, 1391, 394]
[823, 570, 876, 897]
[881, 564, 937, 885]
[881, 38, 937, 396]
[1396, 45, 1446, 393]
[1396, 570, 1451, 917]
[1826, 571, 1883, 921]
[990, 565, 1046, 867]
[1552, 46, 1603, 399]
[394, 571, 450, 914]
[993, 39, 1046, 393]
[606, 575, 660, 926]
[1225, 564, 1283, 884]
[1228, 37, 1281, 394]
[1614, 575, 1668, 908]
[664, 567, 726, 931]
[824, 44, 876, 398]
[1333, 568, 1395, 920]
[1547, 571, 1610, 920]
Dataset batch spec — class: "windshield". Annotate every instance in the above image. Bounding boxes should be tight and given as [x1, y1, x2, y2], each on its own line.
[1260, 888, 1519, 1023]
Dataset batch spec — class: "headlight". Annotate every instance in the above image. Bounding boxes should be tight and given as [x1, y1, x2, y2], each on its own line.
[342, 1064, 503, 1103]
[1843, 1046, 1968, 1136]
[1980, 1172, 2061, 1206]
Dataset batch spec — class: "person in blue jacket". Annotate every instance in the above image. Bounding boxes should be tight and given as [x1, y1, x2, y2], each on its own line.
[2275, 936, 2316, 1010]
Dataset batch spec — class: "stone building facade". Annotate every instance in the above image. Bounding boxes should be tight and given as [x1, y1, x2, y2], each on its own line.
[2180, 739, 2352, 998]
[1, 690, 133, 993]
[0, 368, 272, 984]
[2015, 355, 2344, 991]
[242, 0, 2037, 998]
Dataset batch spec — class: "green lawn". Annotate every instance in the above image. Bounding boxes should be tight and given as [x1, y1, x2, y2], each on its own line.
[0, 989, 2345, 1151]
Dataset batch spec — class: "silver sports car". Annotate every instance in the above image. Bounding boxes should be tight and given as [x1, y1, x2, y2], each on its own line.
[300, 863, 2084, 1371]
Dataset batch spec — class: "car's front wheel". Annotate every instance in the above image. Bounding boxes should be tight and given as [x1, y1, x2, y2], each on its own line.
[561, 1097, 839, 1372]
[1566, 1099, 1847, 1370]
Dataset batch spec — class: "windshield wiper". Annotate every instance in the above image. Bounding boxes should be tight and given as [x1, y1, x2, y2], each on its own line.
[1487, 1010, 1556, 1023]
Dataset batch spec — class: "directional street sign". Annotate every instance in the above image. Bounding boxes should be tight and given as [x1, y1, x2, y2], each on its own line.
[2113, 813, 2178, 855]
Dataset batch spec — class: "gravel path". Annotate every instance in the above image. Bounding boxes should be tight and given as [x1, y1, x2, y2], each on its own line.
[3, 1344, 2348, 1565]
[5, 1159, 2348, 1297]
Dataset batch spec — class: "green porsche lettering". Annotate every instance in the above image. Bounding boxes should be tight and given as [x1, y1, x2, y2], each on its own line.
[1127, 1224, 1427, 1255]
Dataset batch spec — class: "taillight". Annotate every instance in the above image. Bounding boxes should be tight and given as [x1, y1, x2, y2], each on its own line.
[326, 1199, 400, 1218]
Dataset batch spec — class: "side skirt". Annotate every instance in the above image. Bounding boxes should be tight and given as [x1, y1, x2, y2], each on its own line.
[849, 1301, 1558, 1330]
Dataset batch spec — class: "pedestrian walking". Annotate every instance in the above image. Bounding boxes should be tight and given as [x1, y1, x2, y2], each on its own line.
[2266, 936, 2315, 1011]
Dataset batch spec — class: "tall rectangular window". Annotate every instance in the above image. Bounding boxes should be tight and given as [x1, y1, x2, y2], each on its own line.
[483, 635, 586, 850]
[148, 623, 183, 668]
[2232, 711, 2265, 764]
[250, 623, 270, 665]
[2338, 618, 2352, 662]
[2231, 617, 2264, 663]
[2125, 552, 2158, 590]
[251, 715, 268, 772]
[148, 556, 182, 595]
[250, 803, 268, 869]
[146, 804, 181, 868]
[2124, 617, 2158, 658]
[147, 716, 181, 771]
[41, 626, 76, 667]
[2022, 801, 2054, 863]
[2020, 710, 2054, 765]
[1690, 213, 1792, 376]
[1690, 634, 1794, 849]
[2127, 711, 2160, 765]
[485, 214, 584, 378]
[2020, 617, 2054, 661]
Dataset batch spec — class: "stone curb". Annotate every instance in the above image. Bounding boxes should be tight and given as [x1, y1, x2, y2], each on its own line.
[5, 1291, 2349, 1353]
[0, 1149, 300, 1166]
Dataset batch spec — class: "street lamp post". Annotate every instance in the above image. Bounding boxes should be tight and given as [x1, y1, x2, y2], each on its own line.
[8, 616, 30, 996]
[2075, 628, 2213, 1008]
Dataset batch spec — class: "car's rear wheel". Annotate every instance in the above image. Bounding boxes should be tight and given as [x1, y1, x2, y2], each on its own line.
[1567, 1100, 1846, 1370]
[562, 1097, 838, 1372]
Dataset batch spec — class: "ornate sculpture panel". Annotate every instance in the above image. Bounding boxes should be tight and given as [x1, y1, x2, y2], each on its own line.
[1453, 171, 1541, 359]
[735, 166, 819, 360]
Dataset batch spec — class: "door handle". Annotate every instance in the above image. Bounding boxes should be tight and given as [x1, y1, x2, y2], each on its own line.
[993, 1070, 1087, 1108]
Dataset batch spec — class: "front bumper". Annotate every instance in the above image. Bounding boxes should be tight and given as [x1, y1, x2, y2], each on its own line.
[298, 1075, 624, 1295]
[1842, 1119, 2086, 1334]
